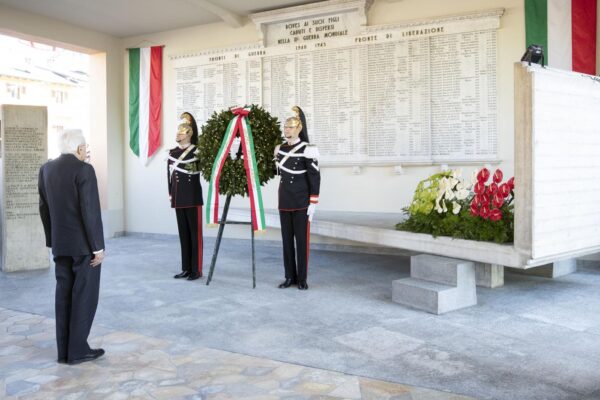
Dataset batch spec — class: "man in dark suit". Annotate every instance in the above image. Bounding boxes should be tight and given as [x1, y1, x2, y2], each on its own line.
[167, 112, 204, 280]
[38, 129, 106, 365]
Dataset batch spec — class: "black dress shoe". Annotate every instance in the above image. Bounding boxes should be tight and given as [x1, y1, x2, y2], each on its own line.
[298, 281, 309, 290]
[278, 278, 297, 288]
[187, 273, 201, 281]
[174, 271, 190, 279]
[68, 348, 105, 365]
[57, 358, 67, 364]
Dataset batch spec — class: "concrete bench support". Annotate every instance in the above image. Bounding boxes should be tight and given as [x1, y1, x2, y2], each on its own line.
[475, 263, 504, 288]
[507, 258, 577, 278]
[392, 254, 477, 314]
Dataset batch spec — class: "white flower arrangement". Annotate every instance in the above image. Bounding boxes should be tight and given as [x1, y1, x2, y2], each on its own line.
[434, 169, 471, 214]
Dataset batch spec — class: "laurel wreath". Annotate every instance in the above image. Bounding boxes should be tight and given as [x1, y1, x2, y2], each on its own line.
[197, 105, 282, 197]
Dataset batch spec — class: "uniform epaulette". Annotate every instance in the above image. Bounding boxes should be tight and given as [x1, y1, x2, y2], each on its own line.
[303, 144, 319, 160]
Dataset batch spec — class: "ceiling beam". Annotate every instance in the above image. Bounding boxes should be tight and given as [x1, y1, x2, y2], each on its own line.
[184, 0, 245, 28]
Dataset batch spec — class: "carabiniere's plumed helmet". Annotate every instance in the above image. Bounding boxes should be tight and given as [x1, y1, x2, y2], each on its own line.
[179, 112, 199, 145]
[292, 106, 309, 143]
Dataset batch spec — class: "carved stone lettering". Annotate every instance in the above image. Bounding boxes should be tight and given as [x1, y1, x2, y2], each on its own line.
[1, 105, 49, 271]
[172, 8, 502, 165]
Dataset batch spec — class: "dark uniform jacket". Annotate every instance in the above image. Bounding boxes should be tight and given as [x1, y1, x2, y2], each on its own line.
[167, 145, 204, 208]
[38, 153, 105, 256]
[276, 141, 320, 210]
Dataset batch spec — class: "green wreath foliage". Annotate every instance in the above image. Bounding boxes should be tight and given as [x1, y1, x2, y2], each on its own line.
[198, 105, 282, 197]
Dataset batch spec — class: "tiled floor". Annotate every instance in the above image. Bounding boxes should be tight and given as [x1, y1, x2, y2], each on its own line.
[0, 307, 474, 399]
[3, 237, 600, 399]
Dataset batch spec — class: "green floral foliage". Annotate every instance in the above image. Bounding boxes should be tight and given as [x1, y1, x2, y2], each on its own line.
[184, 152, 200, 173]
[198, 105, 281, 197]
[407, 171, 454, 215]
[396, 203, 514, 244]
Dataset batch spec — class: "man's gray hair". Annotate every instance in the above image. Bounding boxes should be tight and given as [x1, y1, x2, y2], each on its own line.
[59, 129, 86, 154]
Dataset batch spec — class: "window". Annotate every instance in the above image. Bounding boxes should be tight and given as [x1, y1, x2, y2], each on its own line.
[6, 83, 26, 99]
[51, 89, 68, 104]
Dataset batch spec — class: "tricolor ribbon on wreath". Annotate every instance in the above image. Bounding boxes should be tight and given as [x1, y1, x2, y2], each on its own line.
[206, 107, 266, 232]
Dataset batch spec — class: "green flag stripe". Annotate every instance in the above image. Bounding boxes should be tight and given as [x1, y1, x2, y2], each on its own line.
[525, 0, 549, 64]
[244, 119, 265, 228]
[128, 48, 140, 156]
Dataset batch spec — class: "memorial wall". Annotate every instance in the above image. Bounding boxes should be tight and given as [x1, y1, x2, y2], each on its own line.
[172, 6, 502, 165]
[123, 0, 524, 236]
[0, 105, 49, 272]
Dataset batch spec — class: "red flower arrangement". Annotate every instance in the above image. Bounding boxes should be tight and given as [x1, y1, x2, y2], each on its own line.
[469, 168, 514, 221]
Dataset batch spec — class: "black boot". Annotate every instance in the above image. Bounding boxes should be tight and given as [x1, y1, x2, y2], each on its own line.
[298, 281, 308, 290]
[278, 278, 297, 288]
[174, 271, 190, 279]
[187, 272, 201, 280]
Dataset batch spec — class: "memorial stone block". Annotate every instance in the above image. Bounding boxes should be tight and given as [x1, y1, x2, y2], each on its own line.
[0, 105, 49, 272]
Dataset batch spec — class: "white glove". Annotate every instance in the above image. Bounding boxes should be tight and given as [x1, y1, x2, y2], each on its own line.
[307, 204, 317, 222]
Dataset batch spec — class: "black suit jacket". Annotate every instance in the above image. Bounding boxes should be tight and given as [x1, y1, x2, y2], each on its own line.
[276, 141, 321, 210]
[167, 146, 204, 208]
[38, 154, 105, 256]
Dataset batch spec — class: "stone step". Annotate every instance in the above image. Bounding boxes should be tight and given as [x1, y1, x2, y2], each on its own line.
[392, 277, 477, 314]
[411, 254, 475, 286]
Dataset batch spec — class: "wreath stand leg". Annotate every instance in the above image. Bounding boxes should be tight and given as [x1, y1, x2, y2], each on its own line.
[206, 194, 257, 288]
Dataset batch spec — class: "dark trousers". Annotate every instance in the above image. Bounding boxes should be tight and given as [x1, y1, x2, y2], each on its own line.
[54, 255, 101, 361]
[279, 209, 311, 282]
[175, 206, 203, 276]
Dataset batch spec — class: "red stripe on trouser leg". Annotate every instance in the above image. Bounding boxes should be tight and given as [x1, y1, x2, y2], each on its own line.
[306, 221, 311, 276]
[197, 206, 203, 276]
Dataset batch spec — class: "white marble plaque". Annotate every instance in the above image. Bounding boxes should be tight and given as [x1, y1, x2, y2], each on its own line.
[430, 31, 498, 161]
[264, 12, 361, 47]
[172, 8, 502, 165]
[250, 0, 371, 47]
[1, 105, 49, 272]
[175, 57, 262, 121]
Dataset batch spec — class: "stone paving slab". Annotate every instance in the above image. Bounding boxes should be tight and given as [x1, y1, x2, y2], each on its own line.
[3, 237, 600, 399]
[0, 307, 473, 399]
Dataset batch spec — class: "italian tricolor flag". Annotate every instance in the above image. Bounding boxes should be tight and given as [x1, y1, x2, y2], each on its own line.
[128, 46, 163, 164]
[525, 0, 597, 74]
